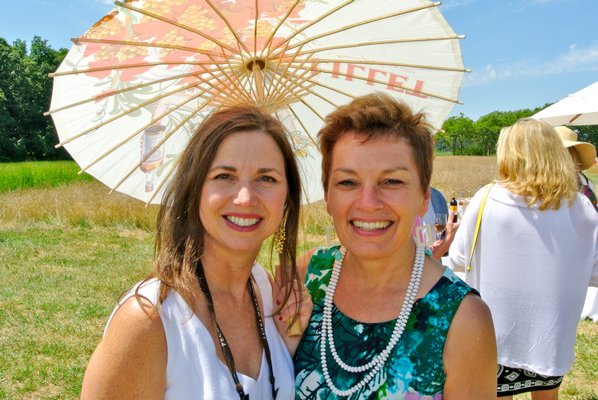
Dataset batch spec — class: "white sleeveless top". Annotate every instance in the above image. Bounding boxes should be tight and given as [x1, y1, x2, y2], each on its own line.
[106, 264, 294, 399]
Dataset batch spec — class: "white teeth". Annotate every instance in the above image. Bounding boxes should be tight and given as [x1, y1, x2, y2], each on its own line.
[352, 220, 390, 231]
[227, 216, 260, 227]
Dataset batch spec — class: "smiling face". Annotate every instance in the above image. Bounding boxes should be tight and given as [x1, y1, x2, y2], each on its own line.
[199, 130, 288, 257]
[325, 131, 430, 261]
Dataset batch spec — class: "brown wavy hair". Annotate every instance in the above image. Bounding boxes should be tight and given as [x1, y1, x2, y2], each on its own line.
[141, 105, 302, 313]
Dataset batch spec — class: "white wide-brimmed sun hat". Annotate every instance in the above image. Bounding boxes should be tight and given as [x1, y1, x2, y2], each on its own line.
[554, 126, 597, 170]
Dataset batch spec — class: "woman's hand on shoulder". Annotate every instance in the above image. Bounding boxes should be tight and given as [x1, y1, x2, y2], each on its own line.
[443, 293, 497, 400]
[271, 248, 317, 356]
[80, 296, 167, 400]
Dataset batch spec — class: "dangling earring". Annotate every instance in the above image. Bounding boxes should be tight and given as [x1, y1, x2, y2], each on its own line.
[273, 225, 286, 254]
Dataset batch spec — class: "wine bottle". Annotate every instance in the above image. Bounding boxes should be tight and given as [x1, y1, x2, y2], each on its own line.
[449, 197, 458, 223]
[140, 124, 166, 192]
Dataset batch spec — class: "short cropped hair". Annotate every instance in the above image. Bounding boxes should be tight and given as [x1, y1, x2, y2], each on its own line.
[318, 93, 435, 194]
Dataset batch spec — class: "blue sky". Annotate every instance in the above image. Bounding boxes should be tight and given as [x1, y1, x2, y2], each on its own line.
[1, 0, 597, 121]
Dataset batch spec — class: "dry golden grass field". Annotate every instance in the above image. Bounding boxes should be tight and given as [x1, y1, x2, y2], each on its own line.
[432, 155, 499, 197]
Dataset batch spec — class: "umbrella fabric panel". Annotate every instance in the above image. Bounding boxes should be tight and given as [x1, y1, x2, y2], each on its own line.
[49, 0, 466, 204]
[532, 81, 598, 126]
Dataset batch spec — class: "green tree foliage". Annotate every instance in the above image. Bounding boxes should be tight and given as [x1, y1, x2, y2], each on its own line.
[435, 104, 597, 156]
[0, 37, 68, 161]
[436, 113, 475, 155]
[474, 109, 536, 155]
[576, 125, 598, 146]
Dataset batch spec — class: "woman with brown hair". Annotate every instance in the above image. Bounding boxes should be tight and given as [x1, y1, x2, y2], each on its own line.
[280, 93, 496, 399]
[81, 105, 302, 399]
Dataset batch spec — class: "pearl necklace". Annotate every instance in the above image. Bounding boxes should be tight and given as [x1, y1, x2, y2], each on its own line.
[320, 245, 425, 397]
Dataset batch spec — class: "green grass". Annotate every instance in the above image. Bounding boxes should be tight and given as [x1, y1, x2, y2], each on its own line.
[582, 162, 598, 187]
[0, 179, 326, 399]
[586, 170, 598, 187]
[1, 221, 595, 399]
[0, 224, 153, 399]
[0, 158, 596, 399]
[0, 161, 93, 192]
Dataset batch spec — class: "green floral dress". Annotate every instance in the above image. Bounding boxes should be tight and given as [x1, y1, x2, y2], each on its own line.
[294, 246, 477, 400]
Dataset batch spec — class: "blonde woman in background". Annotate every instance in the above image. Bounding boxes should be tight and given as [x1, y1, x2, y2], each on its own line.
[449, 118, 598, 399]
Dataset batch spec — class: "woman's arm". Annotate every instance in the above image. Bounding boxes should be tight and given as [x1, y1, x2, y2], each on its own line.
[272, 249, 315, 356]
[80, 296, 167, 400]
[443, 294, 497, 400]
[430, 209, 460, 260]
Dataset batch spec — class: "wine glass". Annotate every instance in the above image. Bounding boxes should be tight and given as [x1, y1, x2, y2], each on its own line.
[434, 213, 448, 241]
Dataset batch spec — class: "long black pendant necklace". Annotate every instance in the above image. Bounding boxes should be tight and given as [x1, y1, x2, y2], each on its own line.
[196, 263, 278, 400]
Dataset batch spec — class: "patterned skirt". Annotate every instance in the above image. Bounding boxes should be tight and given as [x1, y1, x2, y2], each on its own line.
[497, 364, 563, 396]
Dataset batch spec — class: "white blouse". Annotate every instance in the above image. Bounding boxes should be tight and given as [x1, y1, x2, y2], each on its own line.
[106, 264, 294, 400]
[448, 183, 598, 376]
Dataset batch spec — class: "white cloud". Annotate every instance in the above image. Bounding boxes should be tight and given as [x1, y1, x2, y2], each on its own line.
[463, 43, 598, 87]
[440, 0, 477, 11]
[93, 0, 114, 5]
[525, 0, 570, 5]
[507, 0, 572, 12]
[30, 0, 55, 7]
[439, 0, 563, 13]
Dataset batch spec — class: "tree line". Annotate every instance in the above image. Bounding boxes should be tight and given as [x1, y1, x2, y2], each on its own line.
[438, 110, 598, 156]
[0, 37, 69, 161]
[0, 36, 596, 162]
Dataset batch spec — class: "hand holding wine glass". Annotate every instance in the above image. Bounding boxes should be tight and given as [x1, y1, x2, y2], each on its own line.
[434, 213, 448, 241]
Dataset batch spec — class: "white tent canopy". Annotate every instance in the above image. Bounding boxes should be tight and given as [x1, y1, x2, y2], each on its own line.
[532, 81, 598, 126]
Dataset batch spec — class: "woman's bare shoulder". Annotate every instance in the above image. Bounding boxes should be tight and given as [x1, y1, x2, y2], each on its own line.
[443, 293, 497, 399]
[80, 296, 167, 399]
